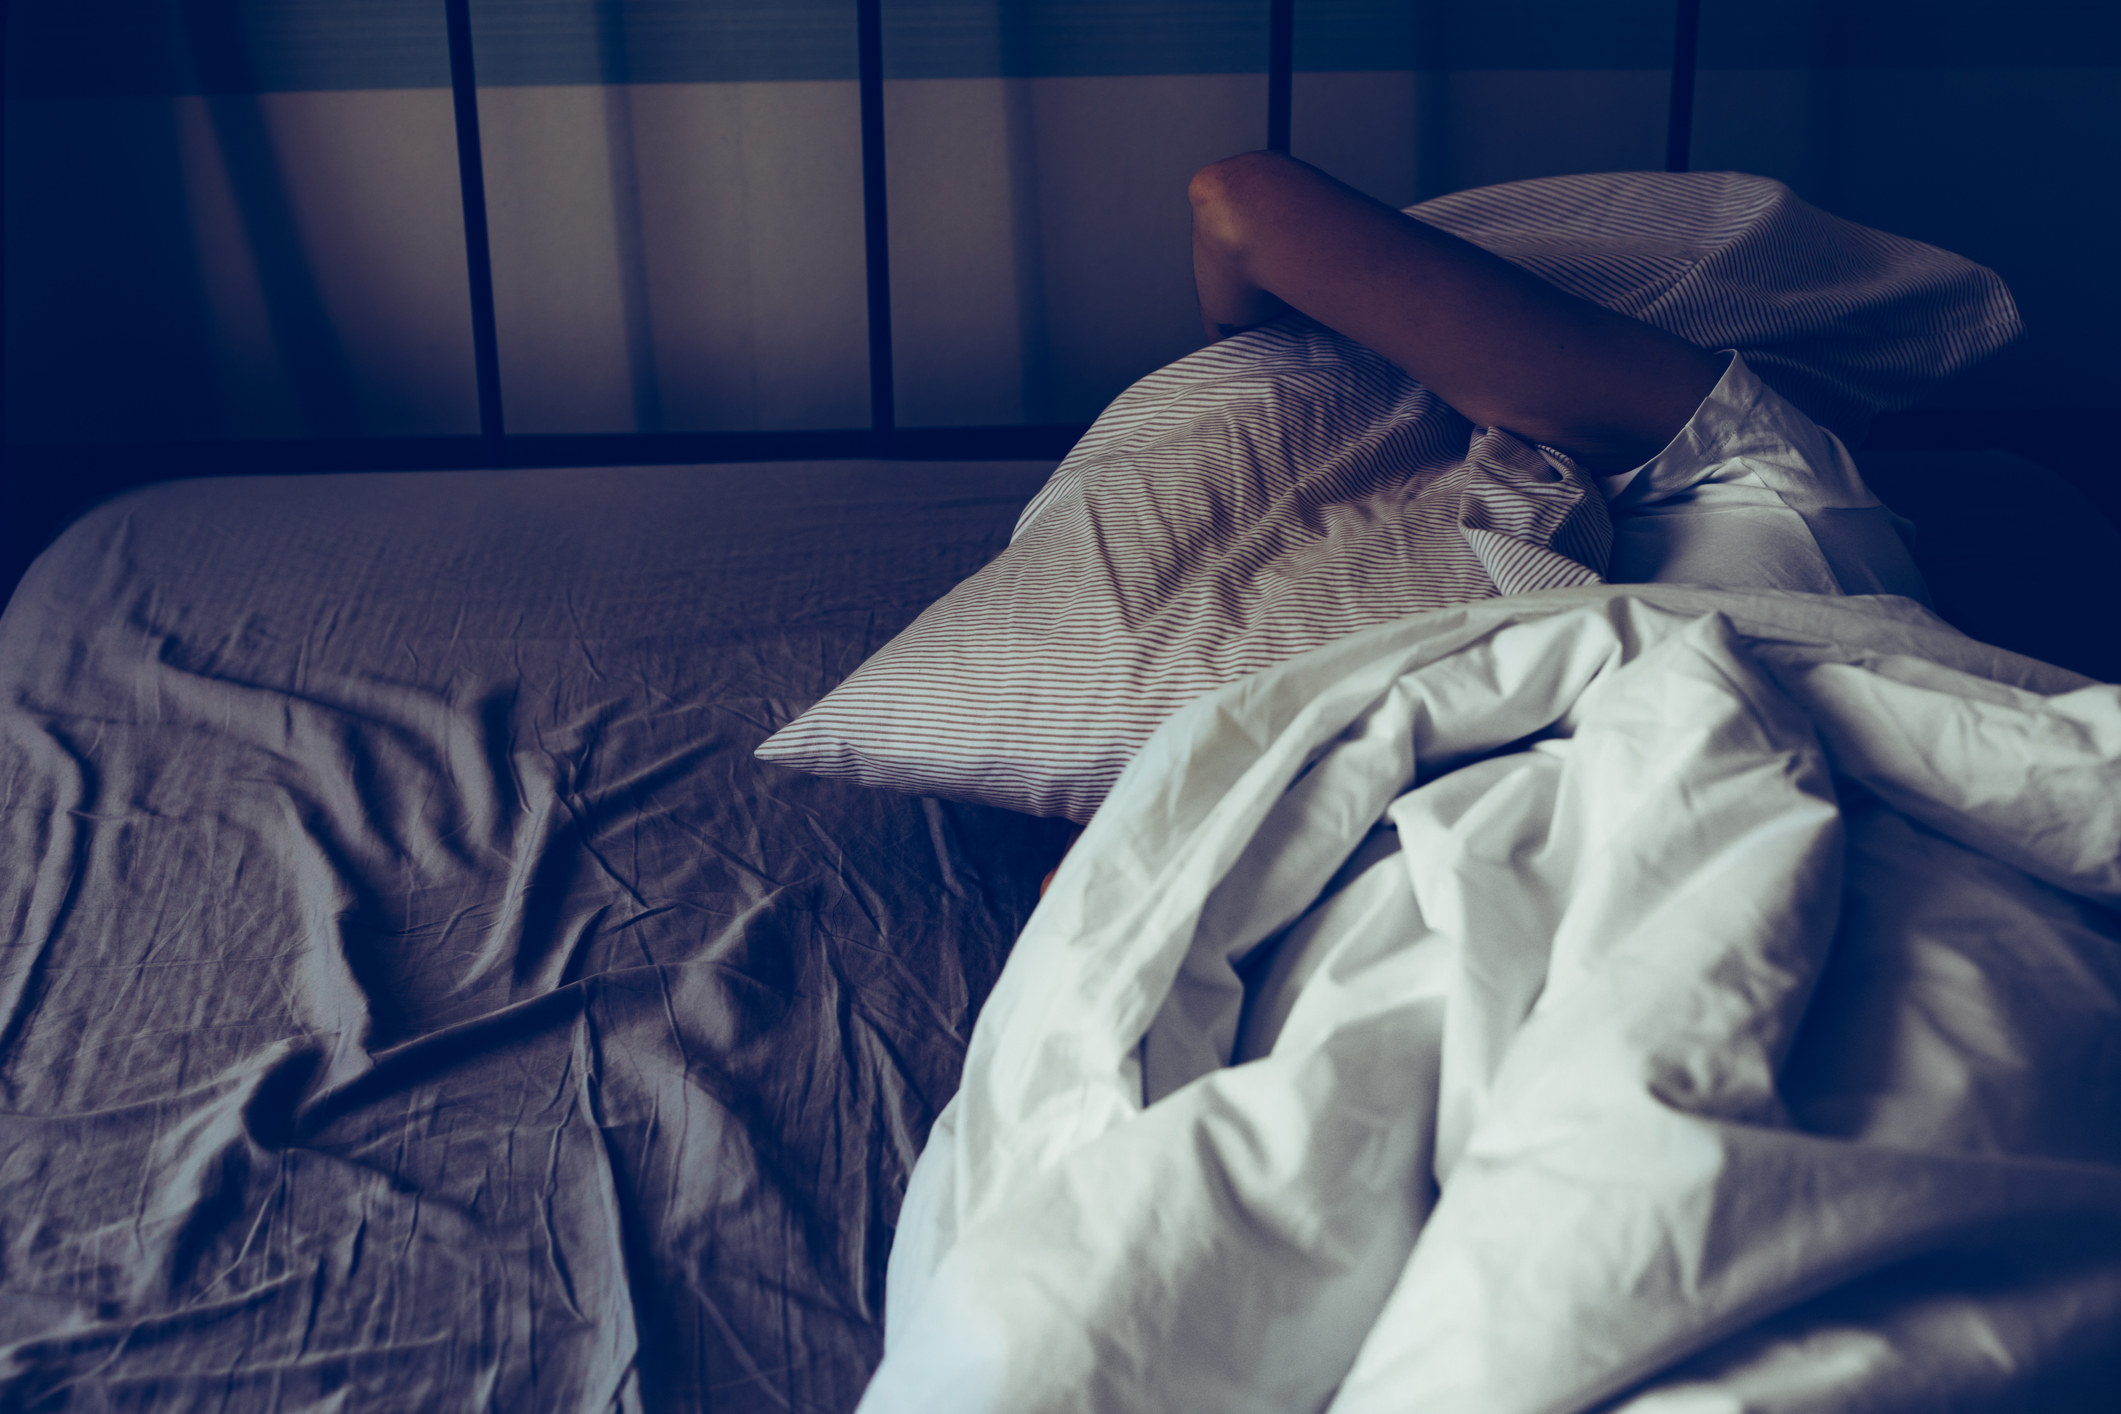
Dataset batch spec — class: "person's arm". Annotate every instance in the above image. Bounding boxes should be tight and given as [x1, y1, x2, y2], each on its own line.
[1189, 151, 1724, 472]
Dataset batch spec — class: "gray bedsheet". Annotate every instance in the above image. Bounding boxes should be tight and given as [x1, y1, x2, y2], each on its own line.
[0, 461, 1074, 1412]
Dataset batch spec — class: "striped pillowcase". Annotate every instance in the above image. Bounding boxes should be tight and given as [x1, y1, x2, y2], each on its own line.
[756, 172, 2019, 822]
[1411, 170, 2020, 444]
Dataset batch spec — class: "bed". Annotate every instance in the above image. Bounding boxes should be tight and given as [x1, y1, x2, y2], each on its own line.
[4, 430, 2118, 1411]
[7, 61, 2121, 1414]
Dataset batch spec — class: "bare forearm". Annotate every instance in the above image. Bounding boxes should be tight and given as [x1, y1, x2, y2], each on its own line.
[1189, 151, 1723, 470]
[1193, 224, 1286, 337]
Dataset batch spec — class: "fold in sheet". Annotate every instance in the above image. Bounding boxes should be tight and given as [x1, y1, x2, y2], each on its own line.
[0, 465, 1075, 1412]
[862, 586, 2121, 1413]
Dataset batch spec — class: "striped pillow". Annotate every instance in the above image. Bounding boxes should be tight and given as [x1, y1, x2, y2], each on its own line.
[756, 172, 2018, 822]
[1412, 171, 2021, 444]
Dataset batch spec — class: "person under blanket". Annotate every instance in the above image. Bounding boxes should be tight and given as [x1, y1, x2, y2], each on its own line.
[1187, 151, 1931, 604]
[1033, 152, 1938, 898]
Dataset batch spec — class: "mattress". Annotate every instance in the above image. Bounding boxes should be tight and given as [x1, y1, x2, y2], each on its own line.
[0, 461, 1074, 1412]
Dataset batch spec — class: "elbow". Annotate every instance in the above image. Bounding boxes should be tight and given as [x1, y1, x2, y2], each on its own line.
[1188, 150, 1292, 257]
[1188, 152, 1271, 213]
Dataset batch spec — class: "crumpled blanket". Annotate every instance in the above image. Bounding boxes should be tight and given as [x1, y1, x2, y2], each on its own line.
[860, 585, 2121, 1413]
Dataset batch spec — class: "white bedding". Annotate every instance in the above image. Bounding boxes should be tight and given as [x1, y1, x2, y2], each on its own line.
[859, 586, 2121, 1413]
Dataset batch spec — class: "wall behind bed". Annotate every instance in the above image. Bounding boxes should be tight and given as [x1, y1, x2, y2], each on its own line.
[4, 2, 2117, 449]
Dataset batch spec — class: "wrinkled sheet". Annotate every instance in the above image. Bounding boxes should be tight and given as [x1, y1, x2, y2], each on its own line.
[864, 586, 2121, 1413]
[0, 463, 1074, 1412]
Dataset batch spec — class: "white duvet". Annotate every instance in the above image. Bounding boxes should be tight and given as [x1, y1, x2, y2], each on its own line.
[859, 587, 2121, 1413]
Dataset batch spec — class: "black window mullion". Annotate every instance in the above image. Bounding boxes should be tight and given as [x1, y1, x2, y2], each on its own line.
[856, 0, 896, 443]
[1666, 0, 1701, 172]
[1267, 0, 1294, 153]
[444, 0, 506, 453]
